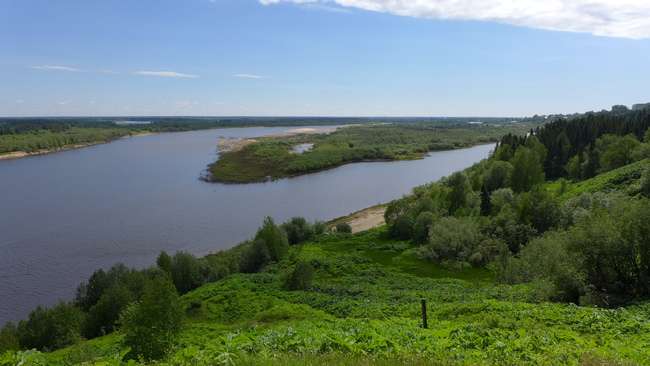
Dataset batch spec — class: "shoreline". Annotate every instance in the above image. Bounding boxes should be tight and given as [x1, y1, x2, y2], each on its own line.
[0, 132, 156, 161]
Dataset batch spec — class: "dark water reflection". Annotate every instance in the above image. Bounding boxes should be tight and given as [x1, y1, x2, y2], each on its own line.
[0, 126, 493, 323]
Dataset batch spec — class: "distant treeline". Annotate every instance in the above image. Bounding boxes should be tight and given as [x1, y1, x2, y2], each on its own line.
[0, 116, 524, 135]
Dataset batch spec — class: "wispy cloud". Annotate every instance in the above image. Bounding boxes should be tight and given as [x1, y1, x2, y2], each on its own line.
[31, 65, 81, 72]
[134, 71, 199, 79]
[259, 0, 650, 39]
[233, 73, 266, 79]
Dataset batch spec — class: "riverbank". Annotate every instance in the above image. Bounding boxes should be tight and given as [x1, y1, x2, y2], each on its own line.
[207, 124, 524, 184]
[328, 204, 387, 233]
[0, 132, 155, 161]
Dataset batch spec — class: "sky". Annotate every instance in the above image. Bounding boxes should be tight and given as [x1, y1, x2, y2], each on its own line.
[1, 0, 649, 117]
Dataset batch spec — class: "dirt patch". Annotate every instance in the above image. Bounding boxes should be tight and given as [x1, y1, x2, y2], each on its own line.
[217, 138, 258, 153]
[331, 205, 387, 234]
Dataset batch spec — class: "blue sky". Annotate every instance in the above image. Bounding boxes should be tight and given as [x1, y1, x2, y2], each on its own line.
[1, 0, 649, 117]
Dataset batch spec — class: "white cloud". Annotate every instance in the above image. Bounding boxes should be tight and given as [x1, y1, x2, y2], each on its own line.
[259, 0, 650, 39]
[233, 73, 265, 79]
[31, 65, 81, 72]
[134, 71, 199, 78]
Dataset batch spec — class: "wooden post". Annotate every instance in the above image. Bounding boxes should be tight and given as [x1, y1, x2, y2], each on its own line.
[420, 299, 428, 329]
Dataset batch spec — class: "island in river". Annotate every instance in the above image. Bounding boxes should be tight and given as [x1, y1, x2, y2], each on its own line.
[207, 123, 529, 183]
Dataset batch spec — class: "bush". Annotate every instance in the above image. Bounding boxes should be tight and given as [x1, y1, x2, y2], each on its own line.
[239, 239, 271, 273]
[498, 232, 584, 303]
[281, 217, 314, 245]
[169, 252, 203, 294]
[17, 302, 84, 351]
[0, 323, 19, 353]
[423, 216, 485, 265]
[335, 222, 352, 234]
[412, 212, 434, 244]
[641, 168, 650, 197]
[256, 217, 289, 261]
[120, 274, 183, 361]
[388, 215, 412, 240]
[83, 284, 134, 338]
[285, 262, 315, 290]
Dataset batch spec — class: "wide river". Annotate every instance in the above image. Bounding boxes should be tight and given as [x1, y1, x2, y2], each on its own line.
[0, 126, 493, 323]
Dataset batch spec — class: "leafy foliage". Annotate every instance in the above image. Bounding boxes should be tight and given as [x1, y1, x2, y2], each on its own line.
[120, 274, 183, 361]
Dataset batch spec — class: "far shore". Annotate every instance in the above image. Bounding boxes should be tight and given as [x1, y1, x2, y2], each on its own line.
[0, 132, 156, 161]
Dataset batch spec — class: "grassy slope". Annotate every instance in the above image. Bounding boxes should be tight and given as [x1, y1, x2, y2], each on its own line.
[546, 159, 650, 199]
[208, 124, 526, 184]
[37, 228, 650, 366]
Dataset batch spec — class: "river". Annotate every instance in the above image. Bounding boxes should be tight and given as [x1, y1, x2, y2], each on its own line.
[0, 126, 493, 323]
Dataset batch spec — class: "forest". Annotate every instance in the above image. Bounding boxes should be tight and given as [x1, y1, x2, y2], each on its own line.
[2, 107, 650, 365]
[208, 123, 529, 183]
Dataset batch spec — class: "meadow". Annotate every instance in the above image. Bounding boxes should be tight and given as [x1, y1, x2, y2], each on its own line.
[6, 227, 649, 366]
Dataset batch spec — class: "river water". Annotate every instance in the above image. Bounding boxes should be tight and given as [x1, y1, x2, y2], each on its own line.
[0, 126, 493, 323]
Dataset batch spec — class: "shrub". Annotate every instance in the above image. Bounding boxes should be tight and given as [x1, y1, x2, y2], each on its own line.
[256, 217, 289, 261]
[412, 212, 434, 244]
[641, 168, 650, 197]
[423, 216, 485, 265]
[17, 302, 84, 352]
[169, 252, 203, 294]
[239, 239, 271, 273]
[285, 262, 315, 290]
[388, 215, 412, 240]
[83, 284, 134, 338]
[313, 221, 327, 235]
[498, 231, 584, 303]
[0, 323, 19, 353]
[335, 222, 352, 234]
[281, 217, 314, 245]
[120, 274, 183, 361]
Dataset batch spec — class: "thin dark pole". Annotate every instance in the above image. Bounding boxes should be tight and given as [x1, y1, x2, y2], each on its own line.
[421, 299, 428, 329]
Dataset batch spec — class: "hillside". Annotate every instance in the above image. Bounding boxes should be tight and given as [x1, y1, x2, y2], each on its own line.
[7, 228, 650, 366]
[3, 107, 650, 366]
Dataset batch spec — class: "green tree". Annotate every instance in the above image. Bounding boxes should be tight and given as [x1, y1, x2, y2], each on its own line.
[83, 285, 134, 338]
[17, 302, 84, 351]
[281, 217, 314, 245]
[335, 222, 352, 234]
[447, 172, 471, 213]
[156, 251, 172, 273]
[285, 261, 315, 290]
[120, 274, 183, 361]
[0, 323, 19, 353]
[239, 239, 271, 273]
[596, 134, 640, 172]
[483, 161, 513, 192]
[413, 212, 434, 244]
[511, 147, 545, 193]
[255, 217, 289, 262]
[170, 252, 203, 294]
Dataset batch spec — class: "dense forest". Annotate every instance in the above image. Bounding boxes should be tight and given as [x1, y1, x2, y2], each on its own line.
[2, 107, 650, 365]
[209, 123, 530, 183]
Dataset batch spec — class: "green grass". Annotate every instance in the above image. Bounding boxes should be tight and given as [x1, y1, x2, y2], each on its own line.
[19, 228, 650, 366]
[208, 124, 528, 183]
[546, 159, 650, 199]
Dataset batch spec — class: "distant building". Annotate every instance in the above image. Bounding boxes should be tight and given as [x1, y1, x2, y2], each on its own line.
[632, 103, 650, 111]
